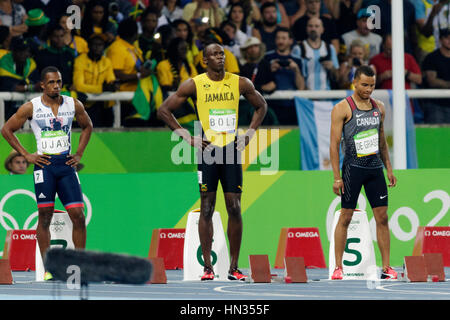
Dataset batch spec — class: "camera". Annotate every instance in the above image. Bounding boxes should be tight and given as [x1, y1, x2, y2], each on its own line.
[353, 57, 362, 66]
[278, 59, 290, 67]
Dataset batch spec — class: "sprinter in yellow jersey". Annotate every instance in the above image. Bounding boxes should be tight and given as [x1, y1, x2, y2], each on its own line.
[158, 43, 267, 281]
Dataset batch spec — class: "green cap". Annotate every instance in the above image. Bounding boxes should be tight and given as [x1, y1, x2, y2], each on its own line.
[25, 9, 50, 26]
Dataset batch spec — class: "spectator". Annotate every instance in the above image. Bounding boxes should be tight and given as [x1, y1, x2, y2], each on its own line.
[22, 0, 72, 25]
[265, 27, 305, 91]
[0, 0, 27, 37]
[137, 7, 163, 63]
[0, 36, 40, 120]
[172, 19, 199, 66]
[220, 20, 247, 61]
[59, 14, 89, 58]
[363, 0, 416, 55]
[154, 23, 176, 61]
[421, 27, 450, 124]
[34, 24, 75, 90]
[227, 3, 255, 39]
[182, 0, 225, 28]
[239, 36, 278, 125]
[258, 0, 290, 28]
[73, 33, 118, 127]
[264, 27, 305, 125]
[162, 0, 184, 22]
[369, 34, 422, 89]
[156, 37, 198, 92]
[291, 0, 339, 52]
[0, 25, 11, 58]
[327, 0, 363, 36]
[80, 0, 117, 44]
[298, 17, 339, 90]
[149, 0, 171, 28]
[4, 150, 29, 174]
[106, 17, 152, 125]
[413, 0, 450, 63]
[193, 27, 240, 73]
[253, 2, 280, 52]
[341, 8, 382, 59]
[239, 36, 275, 94]
[225, 0, 261, 24]
[338, 39, 368, 89]
[106, 17, 150, 92]
[23, 8, 49, 57]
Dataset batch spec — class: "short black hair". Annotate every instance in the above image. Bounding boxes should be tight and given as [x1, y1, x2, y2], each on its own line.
[41, 66, 60, 81]
[354, 65, 375, 79]
[275, 26, 293, 39]
[260, 2, 276, 13]
[118, 17, 137, 39]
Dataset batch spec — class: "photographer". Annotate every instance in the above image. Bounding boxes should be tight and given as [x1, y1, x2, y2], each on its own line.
[264, 27, 304, 125]
[338, 39, 368, 89]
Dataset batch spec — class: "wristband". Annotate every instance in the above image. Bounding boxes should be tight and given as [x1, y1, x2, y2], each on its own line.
[334, 179, 342, 183]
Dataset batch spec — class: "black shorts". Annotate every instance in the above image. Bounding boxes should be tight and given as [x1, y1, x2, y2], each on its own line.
[341, 164, 388, 209]
[33, 154, 84, 210]
[197, 142, 242, 193]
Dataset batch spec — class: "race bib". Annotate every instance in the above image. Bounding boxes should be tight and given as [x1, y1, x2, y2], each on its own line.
[354, 129, 379, 157]
[41, 130, 70, 154]
[209, 109, 236, 133]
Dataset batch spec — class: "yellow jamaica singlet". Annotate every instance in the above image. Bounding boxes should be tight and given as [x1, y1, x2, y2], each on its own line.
[193, 72, 240, 147]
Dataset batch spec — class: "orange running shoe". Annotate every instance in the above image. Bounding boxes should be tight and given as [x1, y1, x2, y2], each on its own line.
[228, 268, 248, 281]
[331, 266, 343, 280]
[381, 266, 397, 280]
[201, 267, 215, 281]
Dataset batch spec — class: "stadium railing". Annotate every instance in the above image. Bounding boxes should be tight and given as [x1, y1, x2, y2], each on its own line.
[0, 89, 449, 129]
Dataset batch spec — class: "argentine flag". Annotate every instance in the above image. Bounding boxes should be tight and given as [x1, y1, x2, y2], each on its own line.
[294, 92, 418, 171]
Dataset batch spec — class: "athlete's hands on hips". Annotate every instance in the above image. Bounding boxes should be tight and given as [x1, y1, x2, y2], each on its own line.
[237, 129, 255, 151]
[66, 154, 82, 168]
[387, 171, 397, 187]
[190, 136, 212, 151]
[333, 179, 344, 196]
[25, 153, 51, 168]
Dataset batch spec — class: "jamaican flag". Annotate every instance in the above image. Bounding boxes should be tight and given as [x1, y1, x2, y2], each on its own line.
[132, 73, 164, 120]
[0, 52, 37, 85]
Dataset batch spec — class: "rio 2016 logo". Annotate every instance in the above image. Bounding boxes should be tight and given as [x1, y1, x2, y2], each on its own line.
[0, 189, 92, 256]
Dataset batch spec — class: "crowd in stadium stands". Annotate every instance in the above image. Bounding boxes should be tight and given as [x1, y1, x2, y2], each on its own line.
[0, 0, 449, 126]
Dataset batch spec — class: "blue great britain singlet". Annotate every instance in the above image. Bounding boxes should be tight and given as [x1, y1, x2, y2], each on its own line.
[29, 95, 75, 155]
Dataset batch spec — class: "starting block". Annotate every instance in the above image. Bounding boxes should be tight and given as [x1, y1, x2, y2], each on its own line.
[403, 256, 427, 282]
[35, 210, 74, 281]
[147, 257, 167, 284]
[423, 253, 445, 282]
[3, 230, 36, 271]
[0, 260, 13, 284]
[274, 227, 326, 269]
[284, 257, 307, 283]
[248, 255, 271, 283]
[183, 209, 230, 281]
[148, 228, 185, 269]
[412, 226, 450, 266]
[328, 210, 378, 280]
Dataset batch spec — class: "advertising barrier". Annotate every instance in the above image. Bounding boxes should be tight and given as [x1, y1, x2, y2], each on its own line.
[0, 169, 449, 268]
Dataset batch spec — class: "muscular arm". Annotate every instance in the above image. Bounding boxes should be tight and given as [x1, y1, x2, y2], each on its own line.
[157, 78, 207, 148]
[1, 102, 51, 167]
[376, 100, 396, 187]
[329, 100, 349, 196]
[238, 76, 267, 149]
[66, 99, 93, 167]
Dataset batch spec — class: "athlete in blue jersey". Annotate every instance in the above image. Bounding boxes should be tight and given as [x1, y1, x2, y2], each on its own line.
[1, 66, 93, 279]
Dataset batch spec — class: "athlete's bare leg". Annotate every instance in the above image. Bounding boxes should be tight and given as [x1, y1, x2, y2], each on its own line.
[198, 191, 217, 270]
[224, 192, 242, 271]
[372, 206, 390, 269]
[334, 208, 354, 268]
[36, 206, 54, 259]
[67, 207, 86, 249]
